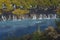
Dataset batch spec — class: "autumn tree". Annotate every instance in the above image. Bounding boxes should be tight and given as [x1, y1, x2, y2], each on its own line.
[12, 9, 29, 16]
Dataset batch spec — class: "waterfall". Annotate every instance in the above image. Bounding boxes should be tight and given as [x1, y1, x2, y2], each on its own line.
[39, 14, 42, 19]
[32, 14, 36, 20]
[47, 15, 50, 19]
[43, 14, 47, 19]
[2, 16, 6, 21]
[54, 14, 57, 19]
[52, 14, 57, 19]
[8, 15, 11, 20]
[13, 15, 17, 21]
[18, 16, 22, 21]
[22, 16, 25, 20]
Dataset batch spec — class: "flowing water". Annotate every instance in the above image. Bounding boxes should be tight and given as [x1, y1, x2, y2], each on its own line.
[0, 19, 58, 40]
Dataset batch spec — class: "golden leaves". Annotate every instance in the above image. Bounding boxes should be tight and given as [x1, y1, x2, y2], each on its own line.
[0, 0, 12, 10]
[12, 9, 29, 16]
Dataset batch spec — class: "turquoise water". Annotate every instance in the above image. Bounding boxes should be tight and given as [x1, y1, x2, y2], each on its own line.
[0, 19, 58, 40]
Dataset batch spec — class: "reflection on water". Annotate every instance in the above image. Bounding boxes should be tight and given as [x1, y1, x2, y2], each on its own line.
[0, 19, 58, 40]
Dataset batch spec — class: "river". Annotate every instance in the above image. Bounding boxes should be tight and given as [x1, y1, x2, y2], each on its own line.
[0, 19, 58, 40]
